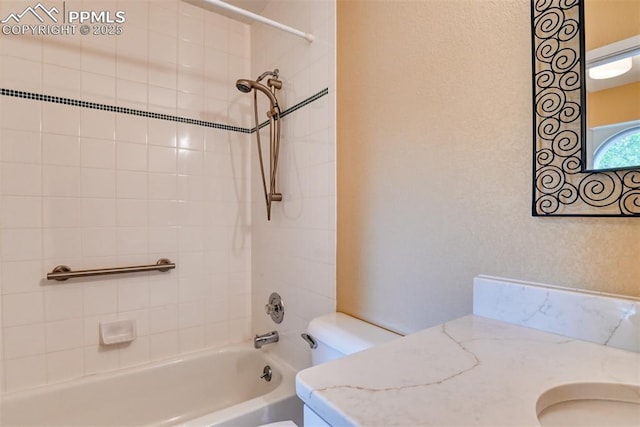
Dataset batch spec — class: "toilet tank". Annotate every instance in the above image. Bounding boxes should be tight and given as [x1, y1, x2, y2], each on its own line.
[307, 313, 400, 365]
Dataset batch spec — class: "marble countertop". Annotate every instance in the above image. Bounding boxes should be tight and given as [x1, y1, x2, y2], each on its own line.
[295, 315, 640, 426]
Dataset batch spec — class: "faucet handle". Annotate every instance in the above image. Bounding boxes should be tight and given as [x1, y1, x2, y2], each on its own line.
[264, 292, 284, 324]
[301, 333, 318, 349]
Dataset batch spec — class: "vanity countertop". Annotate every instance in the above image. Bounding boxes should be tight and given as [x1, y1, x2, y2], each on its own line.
[295, 315, 640, 426]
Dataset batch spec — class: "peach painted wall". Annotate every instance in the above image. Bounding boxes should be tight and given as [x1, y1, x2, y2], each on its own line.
[584, 0, 640, 50]
[588, 81, 640, 127]
[584, 1, 639, 133]
[336, 0, 640, 335]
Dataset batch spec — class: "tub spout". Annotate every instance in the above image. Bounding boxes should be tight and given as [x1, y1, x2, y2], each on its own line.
[254, 331, 279, 349]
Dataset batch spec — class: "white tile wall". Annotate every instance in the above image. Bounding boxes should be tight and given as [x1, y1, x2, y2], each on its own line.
[0, 0, 253, 392]
[0, 267, 3, 391]
[250, 0, 337, 370]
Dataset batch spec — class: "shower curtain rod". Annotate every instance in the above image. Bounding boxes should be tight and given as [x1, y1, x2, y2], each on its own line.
[199, 0, 315, 42]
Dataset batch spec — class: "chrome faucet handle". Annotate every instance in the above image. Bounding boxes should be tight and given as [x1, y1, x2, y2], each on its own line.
[264, 292, 284, 324]
[301, 333, 317, 349]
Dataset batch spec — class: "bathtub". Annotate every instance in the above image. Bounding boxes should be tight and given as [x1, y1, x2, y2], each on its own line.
[1, 344, 303, 426]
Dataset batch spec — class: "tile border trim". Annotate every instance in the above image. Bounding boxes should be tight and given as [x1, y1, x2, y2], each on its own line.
[255, 88, 329, 131]
[0, 87, 329, 134]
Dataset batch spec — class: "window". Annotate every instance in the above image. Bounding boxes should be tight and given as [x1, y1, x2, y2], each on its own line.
[593, 126, 640, 170]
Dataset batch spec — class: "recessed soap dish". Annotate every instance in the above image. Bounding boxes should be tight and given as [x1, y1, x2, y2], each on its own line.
[100, 319, 136, 345]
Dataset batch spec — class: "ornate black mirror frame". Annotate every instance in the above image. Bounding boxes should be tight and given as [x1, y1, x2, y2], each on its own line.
[531, 0, 640, 216]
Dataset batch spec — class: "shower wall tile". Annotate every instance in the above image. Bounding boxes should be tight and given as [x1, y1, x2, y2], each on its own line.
[80, 40, 116, 77]
[116, 115, 148, 144]
[0, 97, 41, 133]
[3, 324, 46, 360]
[0, 261, 42, 296]
[0, 197, 41, 229]
[0, 29, 42, 63]
[42, 134, 80, 167]
[46, 348, 85, 384]
[1, 130, 41, 164]
[4, 355, 46, 392]
[0, 291, 2, 391]
[149, 330, 179, 361]
[2, 292, 44, 328]
[0, 0, 251, 392]
[0, 229, 43, 262]
[42, 65, 81, 99]
[150, 7, 178, 38]
[42, 34, 81, 69]
[43, 104, 81, 137]
[251, 0, 337, 371]
[0, 57, 41, 93]
[81, 72, 116, 104]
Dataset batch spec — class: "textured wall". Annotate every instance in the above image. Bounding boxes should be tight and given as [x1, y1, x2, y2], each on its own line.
[337, 0, 640, 335]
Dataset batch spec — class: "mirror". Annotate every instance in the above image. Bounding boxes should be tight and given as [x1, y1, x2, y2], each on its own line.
[531, 0, 640, 216]
[583, 0, 640, 171]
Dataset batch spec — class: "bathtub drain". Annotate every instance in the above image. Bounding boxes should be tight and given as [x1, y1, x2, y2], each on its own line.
[261, 365, 272, 382]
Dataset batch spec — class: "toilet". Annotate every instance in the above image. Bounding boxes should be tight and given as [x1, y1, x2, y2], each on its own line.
[306, 312, 400, 365]
[261, 312, 400, 427]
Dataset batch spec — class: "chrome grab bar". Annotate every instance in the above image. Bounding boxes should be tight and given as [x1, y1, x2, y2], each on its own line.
[47, 258, 175, 281]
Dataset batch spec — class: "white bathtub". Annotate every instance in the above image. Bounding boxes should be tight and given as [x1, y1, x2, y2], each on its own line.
[1, 344, 303, 426]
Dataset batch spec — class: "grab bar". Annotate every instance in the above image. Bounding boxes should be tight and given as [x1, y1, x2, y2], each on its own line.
[47, 258, 175, 281]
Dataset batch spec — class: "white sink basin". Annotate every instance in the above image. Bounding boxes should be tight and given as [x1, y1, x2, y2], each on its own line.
[537, 383, 640, 426]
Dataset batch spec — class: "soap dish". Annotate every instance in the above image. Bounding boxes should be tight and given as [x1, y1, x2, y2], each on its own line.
[100, 319, 136, 345]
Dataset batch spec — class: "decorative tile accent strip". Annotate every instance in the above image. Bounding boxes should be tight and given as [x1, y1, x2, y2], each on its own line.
[0, 88, 250, 133]
[255, 88, 329, 131]
[473, 275, 640, 353]
[0, 87, 329, 134]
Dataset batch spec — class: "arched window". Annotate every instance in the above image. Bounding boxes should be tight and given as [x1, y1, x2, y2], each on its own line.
[593, 126, 640, 170]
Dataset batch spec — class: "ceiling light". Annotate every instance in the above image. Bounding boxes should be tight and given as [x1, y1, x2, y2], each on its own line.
[588, 57, 633, 80]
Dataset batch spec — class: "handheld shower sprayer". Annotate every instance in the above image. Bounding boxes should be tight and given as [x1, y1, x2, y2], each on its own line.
[235, 69, 283, 221]
[235, 79, 279, 109]
[235, 80, 253, 93]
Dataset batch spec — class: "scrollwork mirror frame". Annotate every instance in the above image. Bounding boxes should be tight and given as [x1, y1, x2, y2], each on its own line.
[531, 0, 640, 216]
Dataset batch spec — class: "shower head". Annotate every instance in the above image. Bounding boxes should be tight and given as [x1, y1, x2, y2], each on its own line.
[235, 79, 253, 93]
[235, 78, 279, 108]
